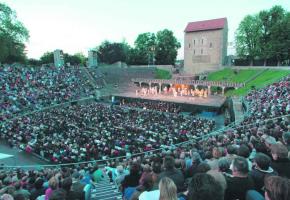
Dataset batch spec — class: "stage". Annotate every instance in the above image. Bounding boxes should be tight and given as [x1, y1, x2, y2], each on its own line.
[113, 91, 227, 113]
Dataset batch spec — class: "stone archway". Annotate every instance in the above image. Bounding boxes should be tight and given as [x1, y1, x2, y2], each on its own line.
[224, 87, 235, 94]
[140, 82, 150, 88]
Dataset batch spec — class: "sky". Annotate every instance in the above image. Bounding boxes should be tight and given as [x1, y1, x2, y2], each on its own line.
[3, 0, 290, 59]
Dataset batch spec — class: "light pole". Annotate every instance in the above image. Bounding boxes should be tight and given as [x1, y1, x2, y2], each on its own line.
[152, 46, 155, 67]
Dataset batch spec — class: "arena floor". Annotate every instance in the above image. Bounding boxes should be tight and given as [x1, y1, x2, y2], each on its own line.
[0, 141, 47, 168]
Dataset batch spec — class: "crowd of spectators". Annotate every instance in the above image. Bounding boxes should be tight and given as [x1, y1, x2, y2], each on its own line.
[104, 142, 290, 200]
[0, 102, 215, 163]
[0, 65, 95, 121]
[120, 100, 181, 113]
[101, 76, 290, 200]
[0, 163, 104, 200]
[0, 63, 289, 200]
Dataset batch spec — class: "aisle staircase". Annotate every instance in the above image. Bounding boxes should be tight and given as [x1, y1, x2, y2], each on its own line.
[232, 97, 244, 124]
[82, 67, 100, 89]
[91, 174, 122, 200]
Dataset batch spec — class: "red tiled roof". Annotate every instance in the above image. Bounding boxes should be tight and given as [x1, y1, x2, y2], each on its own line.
[185, 18, 227, 33]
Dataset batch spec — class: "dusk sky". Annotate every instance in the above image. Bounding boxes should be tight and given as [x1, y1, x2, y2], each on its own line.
[3, 0, 290, 59]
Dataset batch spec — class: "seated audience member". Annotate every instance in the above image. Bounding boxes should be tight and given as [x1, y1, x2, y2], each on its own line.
[71, 172, 85, 200]
[264, 136, 277, 149]
[249, 153, 277, 194]
[159, 156, 185, 192]
[13, 181, 30, 199]
[92, 165, 103, 183]
[246, 190, 265, 200]
[207, 147, 224, 169]
[195, 163, 211, 173]
[207, 170, 227, 194]
[225, 156, 255, 200]
[139, 164, 151, 185]
[237, 144, 252, 170]
[131, 174, 154, 200]
[121, 163, 141, 193]
[151, 161, 162, 190]
[187, 173, 224, 200]
[218, 157, 231, 174]
[282, 132, 290, 151]
[114, 166, 128, 188]
[264, 176, 290, 200]
[61, 177, 76, 200]
[225, 145, 237, 164]
[45, 177, 58, 200]
[0, 194, 14, 200]
[14, 193, 29, 200]
[30, 178, 45, 200]
[270, 143, 290, 178]
[49, 189, 67, 200]
[184, 152, 202, 179]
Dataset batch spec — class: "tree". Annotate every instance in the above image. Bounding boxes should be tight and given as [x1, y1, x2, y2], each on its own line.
[266, 6, 289, 66]
[235, 5, 290, 66]
[127, 47, 146, 65]
[0, 3, 29, 63]
[235, 14, 262, 66]
[74, 52, 87, 65]
[258, 10, 272, 65]
[283, 13, 290, 65]
[155, 29, 180, 65]
[40, 52, 54, 64]
[134, 32, 156, 65]
[27, 58, 41, 66]
[121, 40, 131, 64]
[97, 41, 127, 64]
[64, 53, 86, 65]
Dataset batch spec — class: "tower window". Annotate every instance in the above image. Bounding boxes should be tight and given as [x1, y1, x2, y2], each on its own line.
[201, 49, 203, 54]
[210, 42, 213, 48]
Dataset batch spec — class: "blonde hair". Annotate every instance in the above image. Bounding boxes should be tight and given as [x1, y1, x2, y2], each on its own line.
[159, 177, 177, 200]
[48, 176, 59, 190]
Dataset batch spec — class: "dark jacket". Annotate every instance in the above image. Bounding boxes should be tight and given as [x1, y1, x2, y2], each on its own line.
[121, 173, 141, 192]
[184, 163, 199, 179]
[159, 168, 185, 192]
[225, 175, 255, 200]
[271, 158, 290, 179]
[71, 181, 85, 200]
[30, 188, 45, 200]
[249, 167, 277, 194]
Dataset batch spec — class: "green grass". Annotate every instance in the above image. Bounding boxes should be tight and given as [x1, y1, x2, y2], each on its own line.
[207, 68, 233, 81]
[225, 70, 290, 96]
[155, 68, 172, 79]
[207, 68, 262, 83]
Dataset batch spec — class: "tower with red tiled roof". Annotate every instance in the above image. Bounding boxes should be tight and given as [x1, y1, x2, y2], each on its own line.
[184, 18, 228, 75]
